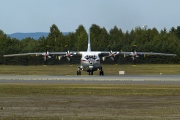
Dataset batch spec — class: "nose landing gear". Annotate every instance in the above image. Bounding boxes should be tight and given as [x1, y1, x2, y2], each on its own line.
[89, 71, 93, 75]
[77, 66, 104, 76]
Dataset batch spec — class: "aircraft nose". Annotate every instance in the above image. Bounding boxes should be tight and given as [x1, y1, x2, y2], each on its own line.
[88, 58, 94, 65]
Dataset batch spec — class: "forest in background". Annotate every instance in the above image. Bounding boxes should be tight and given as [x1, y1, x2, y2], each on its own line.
[0, 24, 179, 65]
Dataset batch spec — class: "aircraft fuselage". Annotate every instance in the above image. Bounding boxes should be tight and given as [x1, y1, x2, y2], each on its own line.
[79, 52, 101, 72]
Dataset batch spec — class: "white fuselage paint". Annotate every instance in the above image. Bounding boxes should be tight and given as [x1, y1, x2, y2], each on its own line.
[79, 52, 101, 72]
[78, 30, 102, 72]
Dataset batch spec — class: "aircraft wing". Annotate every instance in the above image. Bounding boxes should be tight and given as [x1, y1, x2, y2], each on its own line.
[3, 52, 46, 57]
[3, 51, 77, 57]
[120, 52, 177, 56]
[49, 52, 77, 55]
[99, 51, 120, 55]
[137, 52, 176, 56]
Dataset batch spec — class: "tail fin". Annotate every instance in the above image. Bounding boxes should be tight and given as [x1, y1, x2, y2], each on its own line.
[87, 29, 91, 52]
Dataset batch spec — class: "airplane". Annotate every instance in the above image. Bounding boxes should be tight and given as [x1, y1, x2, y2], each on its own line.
[3, 30, 177, 75]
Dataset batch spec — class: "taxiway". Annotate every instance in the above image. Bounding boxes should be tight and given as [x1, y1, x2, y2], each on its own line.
[0, 75, 180, 84]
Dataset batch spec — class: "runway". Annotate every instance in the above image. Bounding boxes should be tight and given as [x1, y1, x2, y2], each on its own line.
[0, 75, 180, 84]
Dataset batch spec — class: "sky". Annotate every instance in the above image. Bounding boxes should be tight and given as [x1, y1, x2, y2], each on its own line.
[1, 0, 180, 34]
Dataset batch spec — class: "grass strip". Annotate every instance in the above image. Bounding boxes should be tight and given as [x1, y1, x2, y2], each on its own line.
[0, 84, 180, 97]
[0, 64, 180, 75]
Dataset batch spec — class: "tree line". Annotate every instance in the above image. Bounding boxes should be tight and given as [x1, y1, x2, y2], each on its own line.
[0, 24, 180, 65]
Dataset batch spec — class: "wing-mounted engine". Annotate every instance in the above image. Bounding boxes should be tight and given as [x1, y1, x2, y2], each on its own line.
[123, 45, 139, 64]
[42, 51, 51, 62]
[57, 45, 75, 61]
[130, 51, 138, 64]
[58, 50, 74, 61]
[131, 45, 139, 64]
[102, 50, 119, 61]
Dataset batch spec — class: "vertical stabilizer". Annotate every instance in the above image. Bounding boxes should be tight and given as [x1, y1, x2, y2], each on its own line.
[87, 29, 91, 52]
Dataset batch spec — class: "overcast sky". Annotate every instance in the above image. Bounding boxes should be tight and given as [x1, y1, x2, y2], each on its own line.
[1, 0, 180, 34]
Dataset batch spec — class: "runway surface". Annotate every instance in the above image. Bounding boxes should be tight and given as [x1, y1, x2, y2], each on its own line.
[0, 75, 180, 84]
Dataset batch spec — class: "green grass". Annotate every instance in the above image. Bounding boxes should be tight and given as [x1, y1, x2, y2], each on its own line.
[0, 64, 179, 75]
[0, 84, 180, 120]
[0, 84, 180, 97]
[0, 64, 180, 119]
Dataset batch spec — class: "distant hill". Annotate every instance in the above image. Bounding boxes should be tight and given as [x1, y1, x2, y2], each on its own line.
[7, 32, 69, 40]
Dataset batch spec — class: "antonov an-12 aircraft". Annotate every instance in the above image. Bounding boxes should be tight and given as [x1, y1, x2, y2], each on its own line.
[4, 30, 177, 75]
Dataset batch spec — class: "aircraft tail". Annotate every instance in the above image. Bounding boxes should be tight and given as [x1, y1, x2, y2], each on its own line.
[87, 29, 91, 52]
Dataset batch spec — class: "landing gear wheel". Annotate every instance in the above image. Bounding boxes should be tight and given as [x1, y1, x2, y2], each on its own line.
[91, 71, 93, 75]
[100, 70, 104, 76]
[99, 66, 104, 76]
[89, 71, 93, 75]
[77, 70, 81, 75]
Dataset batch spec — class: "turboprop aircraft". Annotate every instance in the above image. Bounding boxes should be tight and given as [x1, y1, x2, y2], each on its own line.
[3, 30, 177, 75]
[3, 30, 120, 75]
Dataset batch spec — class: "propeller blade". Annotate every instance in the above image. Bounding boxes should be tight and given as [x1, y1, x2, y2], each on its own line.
[44, 56, 47, 61]
[133, 57, 137, 65]
[102, 56, 107, 61]
[44, 57, 48, 65]
[102, 50, 119, 61]
[110, 57, 114, 61]
[66, 57, 71, 61]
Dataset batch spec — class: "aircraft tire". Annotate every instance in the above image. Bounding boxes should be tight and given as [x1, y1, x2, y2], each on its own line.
[77, 70, 81, 75]
[100, 70, 104, 76]
[91, 71, 93, 75]
[89, 71, 93, 75]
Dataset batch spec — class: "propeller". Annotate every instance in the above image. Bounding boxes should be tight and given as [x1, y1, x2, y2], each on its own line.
[58, 45, 74, 61]
[122, 45, 138, 64]
[41, 45, 51, 63]
[102, 50, 119, 61]
[130, 45, 138, 64]
[41, 50, 51, 65]
[65, 50, 73, 61]
[43, 50, 51, 62]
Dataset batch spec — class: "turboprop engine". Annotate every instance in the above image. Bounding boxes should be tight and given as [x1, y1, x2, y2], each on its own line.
[102, 50, 119, 61]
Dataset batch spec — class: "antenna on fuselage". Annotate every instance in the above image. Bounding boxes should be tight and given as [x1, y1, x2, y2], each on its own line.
[87, 29, 91, 52]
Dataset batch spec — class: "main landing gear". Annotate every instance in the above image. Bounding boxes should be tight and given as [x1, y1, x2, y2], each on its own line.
[89, 71, 93, 75]
[99, 67, 104, 76]
[77, 67, 104, 76]
[77, 67, 81, 75]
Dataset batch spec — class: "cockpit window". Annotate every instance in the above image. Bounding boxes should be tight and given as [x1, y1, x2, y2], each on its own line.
[85, 55, 97, 59]
[85, 55, 89, 59]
